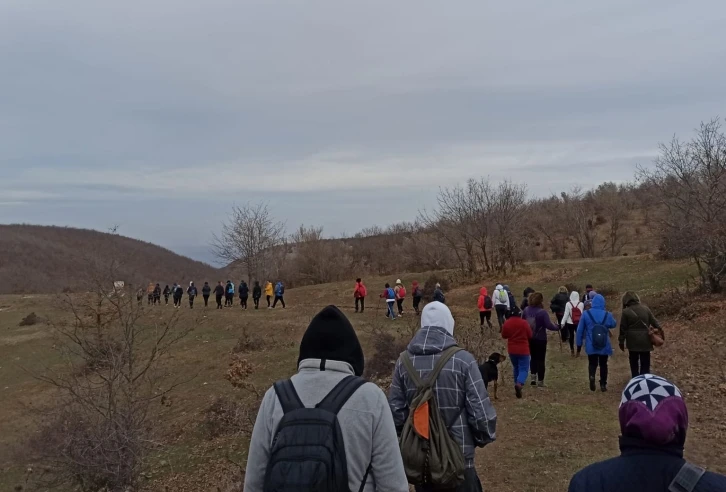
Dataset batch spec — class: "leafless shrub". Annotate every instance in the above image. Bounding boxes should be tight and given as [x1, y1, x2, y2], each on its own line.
[232, 326, 265, 354]
[202, 396, 249, 439]
[565, 283, 581, 295]
[364, 332, 407, 381]
[596, 284, 619, 299]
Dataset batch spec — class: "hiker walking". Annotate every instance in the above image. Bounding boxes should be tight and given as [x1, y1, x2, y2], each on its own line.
[576, 294, 617, 392]
[433, 282, 445, 304]
[394, 279, 406, 315]
[272, 281, 286, 308]
[493, 284, 510, 330]
[202, 282, 211, 307]
[264, 281, 273, 308]
[561, 291, 584, 356]
[163, 285, 171, 305]
[477, 286, 493, 330]
[522, 292, 560, 387]
[504, 285, 519, 318]
[412, 280, 423, 315]
[353, 278, 367, 313]
[244, 305, 409, 492]
[568, 374, 726, 491]
[381, 283, 397, 320]
[550, 286, 569, 326]
[173, 283, 183, 308]
[147, 282, 155, 305]
[582, 284, 596, 310]
[225, 280, 235, 307]
[187, 281, 197, 309]
[214, 281, 225, 309]
[502, 314, 533, 399]
[619, 292, 664, 378]
[252, 281, 262, 309]
[388, 301, 497, 491]
[136, 288, 144, 306]
[239, 281, 249, 309]
[520, 287, 535, 312]
[153, 283, 161, 305]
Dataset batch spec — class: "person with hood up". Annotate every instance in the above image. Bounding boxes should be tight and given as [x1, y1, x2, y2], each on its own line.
[239, 281, 249, 309]
[568, 374, 726, 492]
[522, 292, 560, 387]
[576, 294, 617, 392]
[561, 291, 585, 356]
[477, 286, 493, 330]
[202, 282, 211, 307]
[163, 285, 171, 305]
[433, 283, 446, 304]
[411, 280, 423, 315]
[501, 313, 533, 399]
[264, 281, 273, 308]
[619, 292, 664, 378]
[252, 281, 262, 309]
[186, 281, 197, 308]
[493, 284, 510, 330]
[173, 283, 183, 308]
[394, 279, 406, 316]
[520, 287, 535, 312]
[153, 283, 161, 305]
[354, 278, 367, 313]
[388, 302, 497, 491]
[226, 280, 236, 307]
[214, 281, 225, 309]
[380, 283, 397, 320]
[504, 285, 519, 318]
[550, 286, 570, 326]
[244, 305, 409, 492]
[272, 281, 286, 308]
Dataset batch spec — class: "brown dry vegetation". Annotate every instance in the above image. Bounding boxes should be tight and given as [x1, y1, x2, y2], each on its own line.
[1, 256, 725, 492]
[0, 225, 221, 294]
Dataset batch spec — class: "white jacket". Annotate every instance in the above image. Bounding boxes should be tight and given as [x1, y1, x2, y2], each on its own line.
[561, 291, 585, 327]
[493, 285, 510, 309]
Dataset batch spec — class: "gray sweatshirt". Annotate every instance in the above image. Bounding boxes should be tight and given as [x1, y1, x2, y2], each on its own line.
[243, 359, 409, 492]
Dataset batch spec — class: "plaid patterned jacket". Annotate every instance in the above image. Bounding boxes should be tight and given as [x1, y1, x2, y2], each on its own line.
[388, 326, 497, 467]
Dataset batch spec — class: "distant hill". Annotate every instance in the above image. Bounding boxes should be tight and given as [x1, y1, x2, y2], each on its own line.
[0, 225, 221, 294]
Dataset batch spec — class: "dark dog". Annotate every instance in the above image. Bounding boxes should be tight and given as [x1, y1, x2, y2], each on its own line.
[478, 352, 507, 400]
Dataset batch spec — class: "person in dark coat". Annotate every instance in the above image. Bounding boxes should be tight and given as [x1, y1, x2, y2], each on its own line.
[214, 281, 225, 309]
[550, 286, 569, 326]
[239, 281, 249, 309]
[252, 281, 262, 309]
[568, 374, 726, 492]
[619, 292, 664, 378]
[519, 287, 535, 313]
[163, 285, 171, 305]
[202, 282, 212, 307]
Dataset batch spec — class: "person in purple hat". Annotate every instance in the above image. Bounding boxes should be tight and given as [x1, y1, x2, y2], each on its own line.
[568, 374, 726, 492]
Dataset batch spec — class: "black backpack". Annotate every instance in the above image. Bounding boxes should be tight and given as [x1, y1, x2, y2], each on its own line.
[265, 376, 371, 492]
[484, 295, 493, 310]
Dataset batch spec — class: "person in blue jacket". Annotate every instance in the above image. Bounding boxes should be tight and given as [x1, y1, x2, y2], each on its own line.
[576, 294, 616, 392]
[569, 374, 726, 492]
[272, 281, 286, 308]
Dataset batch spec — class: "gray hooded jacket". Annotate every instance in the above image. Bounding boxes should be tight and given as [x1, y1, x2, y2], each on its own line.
[388, 302, 497, 468]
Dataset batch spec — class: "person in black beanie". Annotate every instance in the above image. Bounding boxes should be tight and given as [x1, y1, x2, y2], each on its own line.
[244, 305, 409, 492]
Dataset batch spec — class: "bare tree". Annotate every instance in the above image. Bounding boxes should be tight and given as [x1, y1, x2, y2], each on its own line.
[288, 225, 353, 285]
[489, 181, 528, 273]
[528, 196, 568, 259]
[561, 188, 598, 258]
[639, 118, 726, 292]
[212, 202, 286, 283]
[593, 182, 634, 256]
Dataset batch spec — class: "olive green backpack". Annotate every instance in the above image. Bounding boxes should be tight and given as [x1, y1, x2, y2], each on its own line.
[398, 346, 466, 487]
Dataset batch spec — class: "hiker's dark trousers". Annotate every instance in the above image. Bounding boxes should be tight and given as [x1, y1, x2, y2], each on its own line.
[355, 297, 365, 312]
[203, 295, 209, 307]
[216, 295, 223, 309]
[240, 296, 248, 309]
[588, 354, 609, 385]
[529, 339, 548, 381]
[629, 351, 651, 378]
[253, 297, 260, 309]
[562, 323, 576, 352]
[495, 305, 508, 328]
[272, 295, 285, 308]
[415, 467, 482, 492]
[188, 296, 195, 308]
[479, 311, 492, 327]
[396, 298, 404, 314]
[413, 296, 422, 313]
[164, 295, 169, 304]
[266, 295, 271, 307]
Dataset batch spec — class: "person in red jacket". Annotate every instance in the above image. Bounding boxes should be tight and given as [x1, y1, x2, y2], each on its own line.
[501, 316, 533, 399]
[353, 278, 367, 313]
[477, 286, 493, 331]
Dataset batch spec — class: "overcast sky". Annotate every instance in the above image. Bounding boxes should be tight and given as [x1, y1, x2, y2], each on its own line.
[1, 1, 725, 264]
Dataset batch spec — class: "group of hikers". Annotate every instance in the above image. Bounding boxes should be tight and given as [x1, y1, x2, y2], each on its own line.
[243, 302, 726, 492]
[137, 280, 286, 310]
[353, 278, 444, 319]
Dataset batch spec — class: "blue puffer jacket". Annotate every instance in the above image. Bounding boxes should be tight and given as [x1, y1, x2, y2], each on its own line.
[569, 437, 726, 492]
[576, 294, 616, 356]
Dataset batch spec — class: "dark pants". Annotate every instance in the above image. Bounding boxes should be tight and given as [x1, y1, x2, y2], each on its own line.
[216, 295, 223, 309]
[495, 305, 508, 329]
[562, 323, 576, 352]
[203, 295, 209, 307]
[273, 295, 285, 308]
[555, 312, 564, 327]
[164, 295, 169, 304]
[629, 351, 651, 378]
[266, 295, 271, 307]
[253, 297, 260, 309]
[588, 354, 609, 385]
[479, 311, 492, 328]
[413, 296, 422, 314]
[173, 296, 181, 307]
[355, 297, 365, 312]
[240, 296, 248, 309]
[415, 467, 483, 492]
[188, 296, 195, 308]
[529, 339, 548, 381]
[225, 294, 232, 306]
[397, 298, 404, 314]
[148, 295, 153, 305]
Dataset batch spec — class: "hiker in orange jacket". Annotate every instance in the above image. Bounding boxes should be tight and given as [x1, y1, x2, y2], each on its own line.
[478, 287, 494, 331]
[353, 278, 367, 313]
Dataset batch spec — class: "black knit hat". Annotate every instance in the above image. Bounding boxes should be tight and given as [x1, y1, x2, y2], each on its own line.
[298, 305, 365, 376]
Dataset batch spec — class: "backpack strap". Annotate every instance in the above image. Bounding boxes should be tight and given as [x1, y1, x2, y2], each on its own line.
[273, 379, 305, 414]
[316, 375, 367, 414]
[668, 462, 705, 492]
[358, 463, 372, 492]
[586, 310, 595, 323]
[424, 346, 463, 386]
[400, 352, 424, 388]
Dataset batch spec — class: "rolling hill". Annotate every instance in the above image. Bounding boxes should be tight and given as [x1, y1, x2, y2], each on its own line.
[0, 224, 221, 294]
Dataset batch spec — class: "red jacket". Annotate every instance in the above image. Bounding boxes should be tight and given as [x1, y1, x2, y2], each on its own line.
[354, 282, 367, 298]
[477, 287, 491, 312]
[502, 317, 533, 356]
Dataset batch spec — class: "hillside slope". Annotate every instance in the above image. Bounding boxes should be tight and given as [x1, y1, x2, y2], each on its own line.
[0, 225, 220, 294]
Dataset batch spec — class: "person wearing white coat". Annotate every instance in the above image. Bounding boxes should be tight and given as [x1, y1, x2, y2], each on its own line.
[493, 284, 510, 331]
[561, 291, 585, 356]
